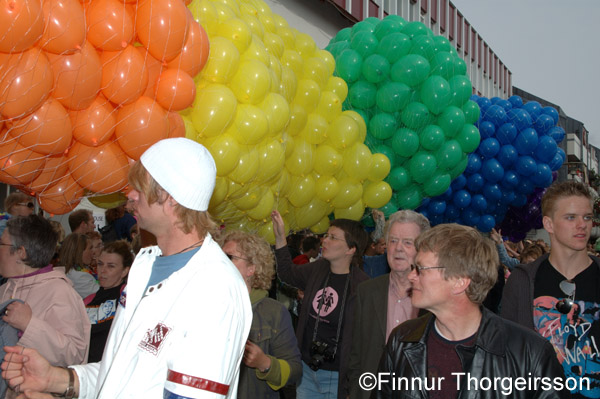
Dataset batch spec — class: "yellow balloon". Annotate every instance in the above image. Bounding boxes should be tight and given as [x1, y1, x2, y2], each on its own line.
[314, 145, 342, 176]
[211, 201, 240, 223]
[269, 55, 282, 81]
[228, 146, 259, 184]
[206, 133, 241, 176]
[343, 143, 372, 182]
[334, 199, 365, 221]
[88, 193, 127, 209]
[284, 139, 315, 176]
[342, 110, 367, 144]
[295, 197, 328, 228]
[182, 115, 197, 140]
[240, 12, 264, 39]
[189, 0, 218, 36]
[247, 188, 275, 220]
[258, 13, 276, 33]
[241, 34, 270, 65]
[213, 2, 237, 23]
[325, 77, 348, 103]
[217, 18, 252, 53]
[332, 178, 363, 208]
[316, 49, 336, 76]
[315, 175, 340, 202]
[208, 176, 229, 209]
[239, 2, 258, 17]
[325, 114, 359, 150]
[315, 91, 342, 122]
[281, 49, 304, 79]
[363, 181, 393, 209]
[303, 57, 329, 89]
[256, 138, 285, 183]
[286, 104, 307, 136]
[272, 12, 288, 28]
[281, 132, 295, 157]
[278, 66, 297, 104]
[270, 168, 292, 198]
[277, 27, 295, 49]
[295, 32, 316, 57]
[368, 153, 391, 182]
[233, 185, 263, 210]
[287, 174, 316, 207]
[310, 216, 330, 234]
[299, 113, 328, 145]
[226, 179, 248, 200]
[258, 221, 276, 245]
[263, 32, 285, 59]
[245, 0, 272, 14]
[230, 60, 271, 104]
[260, 93, 290, 136]
[191, 84, 237, 138]
[292, 79, 320, 114]
[202, 37, 240, 83]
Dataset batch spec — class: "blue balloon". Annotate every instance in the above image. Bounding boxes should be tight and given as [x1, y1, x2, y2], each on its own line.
[516, 178, 535, 195]
[467, 173, 485, 192]
[486, 201, 499, 214]
[523, 101, 542, 120]
[534, 136, 558, 163]
[483, 104, 507, 127]
[441, 187, 453, 201]
[470, 94, 479, 101]
[496, 99, 512, 111]
[501, 190, 516, 205]
[419, 209, 430, 220]
[420, 197, 431, 208]
[511, 194, 528, 207]
[515, 156, 537, 176]
[453, 189, 472, 208]
[451, 174, 467, 191]
[478, 137, 500, 159]
[483, 183, 502, 201]
[429, 200, 447, 215]
[490, 96, 502, 105]
[482, 158, 504, 183]
[477, 214, 495, 232]
[514, 128, 539, 155]
[548, 126, 565, 144]
[542, 106, 559, 124]
[472, 194, 488, 212]
[497, 144, 518, 168]
[466, 153, 482, 173]
[531, 164, 553, 187]
[557, 147, 566, 161]
[501, 170, 519, 189]
[478, 121, 496, 139]
[534, 114, 555, 135]
[506, 108, 533, 131]
[496, 122, 517, 145]
[445, 203, 460, 221]
[429, 213, 444, 226]
[508, 95, 523, 108]
[548, 152, 564, 171]
[461, 208, 480, 226]
[477, 97, 492, 113]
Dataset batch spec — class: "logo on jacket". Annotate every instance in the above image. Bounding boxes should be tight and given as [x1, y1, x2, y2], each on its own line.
[139, 323, 172, 355]
[119, 291, 126, 308]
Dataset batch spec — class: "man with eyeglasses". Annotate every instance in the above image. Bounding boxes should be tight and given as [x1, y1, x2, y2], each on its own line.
[374, 223, 568, 398]
[349, 210, 430, 399]
[502, 180, 600, 399]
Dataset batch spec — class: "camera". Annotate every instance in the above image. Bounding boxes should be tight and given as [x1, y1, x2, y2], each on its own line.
[308, 341, 336, 371]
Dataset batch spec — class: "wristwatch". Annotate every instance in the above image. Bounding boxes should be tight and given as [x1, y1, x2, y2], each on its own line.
[52, 367, 75, 399]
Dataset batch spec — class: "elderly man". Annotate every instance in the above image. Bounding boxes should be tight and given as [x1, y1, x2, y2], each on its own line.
[1, 138, 252, 399]
[349, 210, 430, 399]
[374, 224, 569, 399]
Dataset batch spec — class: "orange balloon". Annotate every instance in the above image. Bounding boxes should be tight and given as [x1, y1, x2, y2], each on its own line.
[47, 41, 102, 110]
[7, 98, 72, 155]
[0, 0, 43, 52]
[115, 96, 169, 160]
[0, 48, 53, 119]
[137, 47, 165, 99]
[154, 69, 196, 111]
[136, 0, 189, 62]
[38, 173, 84, 214]
[67, 140, 129, 193]
[101, 45, 149, 106]
[167, 111, 185, 138]
[28, 153, 69, 194]
[86, 0, 134, 51]
[166, 14, 209, 77]
[0, 136, 45, 185]
[69, 95, 116, 147]
[40, 0, 85, 54]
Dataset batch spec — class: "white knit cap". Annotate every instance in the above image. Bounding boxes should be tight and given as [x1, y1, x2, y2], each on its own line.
[140, 138, 216, 211]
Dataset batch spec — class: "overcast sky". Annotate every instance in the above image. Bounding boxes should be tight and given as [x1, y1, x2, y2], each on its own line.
[451, 0, 600, 146]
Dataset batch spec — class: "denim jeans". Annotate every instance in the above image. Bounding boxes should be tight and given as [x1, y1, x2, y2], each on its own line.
[296, 360, 339, 399]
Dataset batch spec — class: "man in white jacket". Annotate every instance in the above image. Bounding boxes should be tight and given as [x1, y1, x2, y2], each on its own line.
[1, 138, 253, 399]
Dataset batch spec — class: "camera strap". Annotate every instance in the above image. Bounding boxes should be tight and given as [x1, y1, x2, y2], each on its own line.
[311, 270, 351, 358]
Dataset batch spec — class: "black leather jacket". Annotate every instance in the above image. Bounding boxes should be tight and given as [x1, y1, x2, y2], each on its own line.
[373, 308, 571, 399]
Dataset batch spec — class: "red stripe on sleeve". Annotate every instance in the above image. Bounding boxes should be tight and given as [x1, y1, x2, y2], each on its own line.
[167, 370, 230, 395]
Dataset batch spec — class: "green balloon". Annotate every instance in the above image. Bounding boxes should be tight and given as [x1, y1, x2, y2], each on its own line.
[410, 35, 437, 61]
[348, 80, 377, 109]
[419, 124, 445, 151]
[370, 144, 396, 169]
[336, 49, 363, 83]
[373, 18, 404, 41]
[396, 184, 422, 210]
[431, 52, 457, 80]
[392, 128, 419, 158]
[449, 75, 472, 107]
[376, 82, 411, 113]
[369, 112, 397, 140]
[409, 151, 436, 183]
[363, 17, 381, 26]
[437, 106, 465, 138]
[423, 172, 451, 197]
[391, 54, 430, 87]
[362, 54, 390, 84]
[384, 15, 407, 27]
[376, 33, 411, 64]
[462, 100, 481, 124]
[351, 21, 375, 37]
[379, 200, 399, 218]
[351, 31, 379, 58]
[433, 36, 452, 53]
[326, 41, 351, 59]
[354, 107, 372, 127]
[420, 75, 451, 115]
[455, 124, 481, 153]
[402, 21, 430, 39]
[335, 27, 352, 43]
[449, 154, 468, 179]
[435, 139, 462, 171]
[401, 102, 431, 130]
[386, 166, 410, 190]
[454, 58, 467, 77]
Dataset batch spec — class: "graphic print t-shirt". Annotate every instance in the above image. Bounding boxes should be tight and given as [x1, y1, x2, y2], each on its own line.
[302, 273, 349, 371]
[533, 259, 600, 399]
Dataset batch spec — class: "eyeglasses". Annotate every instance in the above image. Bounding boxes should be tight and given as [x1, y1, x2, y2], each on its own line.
[323, 233, 345, 242]
[410, 264, 446, 275]
[555, 279, 576, 314]
[17, 202, 34, 209]
[226, 253, 251, 262]
[0, 243, 14, 248]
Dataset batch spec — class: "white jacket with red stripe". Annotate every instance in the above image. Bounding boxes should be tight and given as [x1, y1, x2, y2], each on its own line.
[71, 234, 252, 398]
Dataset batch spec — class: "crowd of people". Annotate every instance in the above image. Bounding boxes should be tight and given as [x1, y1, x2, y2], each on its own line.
[0, 137, 596, 399]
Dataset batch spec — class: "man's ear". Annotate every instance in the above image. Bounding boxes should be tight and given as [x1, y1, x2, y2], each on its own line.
[16, 246, 27, 263]
[542, 215, 553, 235]
[452, 277, 471, 296]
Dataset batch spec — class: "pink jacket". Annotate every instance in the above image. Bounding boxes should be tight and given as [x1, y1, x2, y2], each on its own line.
[0, 267, 90, 366]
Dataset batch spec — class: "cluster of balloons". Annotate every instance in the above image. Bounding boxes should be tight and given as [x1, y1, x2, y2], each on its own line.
[185, 0, 393, 240]
[419, 95, 565, 232]
[0, 0, 209, 213]
[326, 15, 480, 213]
[497, 187, 547, 242]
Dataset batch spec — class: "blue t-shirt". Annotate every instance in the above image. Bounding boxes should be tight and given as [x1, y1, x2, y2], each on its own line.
[362, 254, 389, 278]
[145, 247, 201, 290]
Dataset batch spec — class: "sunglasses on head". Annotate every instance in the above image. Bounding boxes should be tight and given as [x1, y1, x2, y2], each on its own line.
[18, 202, 34, 209]
[555, 279, 576, 314]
